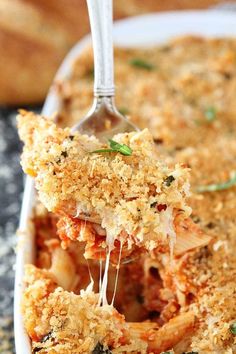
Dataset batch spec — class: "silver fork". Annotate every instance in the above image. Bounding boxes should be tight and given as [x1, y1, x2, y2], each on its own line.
[72, 0, 139, 265]
[72, 0, 138, 141]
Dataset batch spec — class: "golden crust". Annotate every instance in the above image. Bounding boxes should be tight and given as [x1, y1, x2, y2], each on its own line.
[56, 36, 236, 352]
[22, 265, 147, 353]
[20, 36, 236, 353]
[18, 111, 191, 254]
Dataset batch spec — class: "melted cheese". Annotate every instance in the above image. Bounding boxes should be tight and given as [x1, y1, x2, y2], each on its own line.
[85, 259, 94, 293]
[98, 248, 111, 306]
[111, 243, 123, 306]
[99, 258, 103, 293]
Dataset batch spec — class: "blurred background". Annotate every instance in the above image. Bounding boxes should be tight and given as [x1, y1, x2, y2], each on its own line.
[0, 1, 235, 353]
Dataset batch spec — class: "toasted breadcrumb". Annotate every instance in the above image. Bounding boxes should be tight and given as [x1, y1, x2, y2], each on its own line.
[22, 265, 147, 354]
[17, 111, 191, 254]
[56, 36, 236, 352]
[20, 36, 236, 353]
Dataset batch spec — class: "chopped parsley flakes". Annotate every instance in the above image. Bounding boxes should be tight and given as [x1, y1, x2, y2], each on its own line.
[92, 343, 112, 353]
[164, 175, 175, 186]
[230, 322, 236, 335]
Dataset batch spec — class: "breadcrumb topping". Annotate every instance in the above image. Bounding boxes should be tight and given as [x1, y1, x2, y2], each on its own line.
[56, 36, 236, 352]
[22, 265, 147, 353]
[19, 36, 236, 353]
[17, 110, 191, 253]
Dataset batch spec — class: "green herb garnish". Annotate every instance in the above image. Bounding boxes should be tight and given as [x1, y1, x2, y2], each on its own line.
[92, 343, 112, 354]
[61, 151, 68, 158]
[164, 175, 175, 187]
[230, 322, 236, 335]
[118, 107, 129, 115]
[40, 332, 52, 343]
[90, 139, 132, 156]
[197, 172, 236, 193]
[129, 58, 155, 71]
[204, 106, 217, 122]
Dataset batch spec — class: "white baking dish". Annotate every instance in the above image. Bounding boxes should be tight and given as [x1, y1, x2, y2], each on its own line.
[14, 10, 236, 353]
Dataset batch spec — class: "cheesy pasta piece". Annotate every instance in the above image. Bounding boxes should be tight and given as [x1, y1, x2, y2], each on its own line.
[18, 111, 210, 260]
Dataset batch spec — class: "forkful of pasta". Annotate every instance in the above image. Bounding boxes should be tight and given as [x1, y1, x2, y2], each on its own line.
[17, 110, 211, 265]
[17, 0, 211, 265]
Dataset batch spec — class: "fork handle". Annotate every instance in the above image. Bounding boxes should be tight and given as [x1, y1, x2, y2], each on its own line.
[87, 0, 115, 97]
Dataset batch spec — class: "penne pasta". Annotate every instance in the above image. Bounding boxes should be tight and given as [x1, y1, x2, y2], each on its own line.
[127, 321, 160, 337]
[174, 216, 212, 256]
[50, 247, 78, 291]
[129, 312, 195, 353]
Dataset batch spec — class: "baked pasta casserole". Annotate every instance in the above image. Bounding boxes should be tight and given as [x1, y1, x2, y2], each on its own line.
[18, 36, 236, 353]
